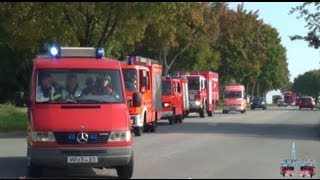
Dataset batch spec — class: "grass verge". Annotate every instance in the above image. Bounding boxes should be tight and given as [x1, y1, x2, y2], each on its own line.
[0, 103, 27, 132]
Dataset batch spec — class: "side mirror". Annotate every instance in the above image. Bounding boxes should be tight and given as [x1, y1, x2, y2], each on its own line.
[133, 92, 142, 107]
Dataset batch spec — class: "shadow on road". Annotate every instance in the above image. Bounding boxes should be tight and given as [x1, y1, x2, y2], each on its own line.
[0, 156, 117, 179]
[0, 156, 26, 178]
[156, 121, 320, 141]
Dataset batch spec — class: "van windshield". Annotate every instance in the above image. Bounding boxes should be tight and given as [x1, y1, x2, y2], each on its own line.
[224, 91, 242, 99]
[162, 81, 171, 95]
[188, 78, 200, 90]
[36, 69, 124, 104]
[122, 69, 138, 92]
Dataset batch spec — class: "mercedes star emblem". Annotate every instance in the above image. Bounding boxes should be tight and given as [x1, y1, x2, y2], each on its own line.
[77, 132, 89, 144]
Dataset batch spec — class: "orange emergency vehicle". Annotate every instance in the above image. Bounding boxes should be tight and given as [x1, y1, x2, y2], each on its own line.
[222, 82, 247, 114]
[121, 56, 162, 136]
[161, 74, 189, 125]
[178, 71, 219, 118]
[26, 46, 134, 178]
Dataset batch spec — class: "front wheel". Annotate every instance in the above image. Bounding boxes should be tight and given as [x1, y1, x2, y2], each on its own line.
[116, 153, 134, 179]
[133, 127, 143, 136]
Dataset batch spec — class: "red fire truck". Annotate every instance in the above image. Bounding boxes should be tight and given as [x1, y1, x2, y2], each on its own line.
[161, 74, 189, 125]
[26, 46, 134, 178]
[121, 56, 162, 136]
[177, 71, 219, 118]
[284, 91, 297, 106]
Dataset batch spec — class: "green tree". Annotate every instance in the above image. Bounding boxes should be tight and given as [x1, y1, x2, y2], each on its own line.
[290, 2, 320, 49]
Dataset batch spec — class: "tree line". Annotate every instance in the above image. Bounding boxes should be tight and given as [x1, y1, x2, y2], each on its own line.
[0, 2, 290, 103]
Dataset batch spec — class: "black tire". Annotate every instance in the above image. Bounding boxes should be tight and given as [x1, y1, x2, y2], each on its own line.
[27, 163, 42, 178]
[177, 115, 183, 123]
[150, 116, 157, 133]
[199, 110, 205, 118]
[168, 117, 174, 125]
[142, 113, 150, 133]
[134, 127, 143, 136]
[150, 122, 156, 132]
[208, 111, 213, 117]
[116, 153, 134, 179]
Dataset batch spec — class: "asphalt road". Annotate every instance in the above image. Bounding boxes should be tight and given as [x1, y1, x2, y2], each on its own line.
[1, 106, 320, 179]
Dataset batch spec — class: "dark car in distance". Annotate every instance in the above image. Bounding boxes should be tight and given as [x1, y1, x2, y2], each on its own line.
[251, 97, 267, 110]
[299, 96, 315, 110]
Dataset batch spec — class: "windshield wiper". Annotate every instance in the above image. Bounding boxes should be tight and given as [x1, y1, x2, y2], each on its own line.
[65, 99, 78, 103]
[76, 99, 108, 103]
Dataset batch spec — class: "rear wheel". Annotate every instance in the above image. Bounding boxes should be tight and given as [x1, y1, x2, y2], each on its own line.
[116, 153, 134, 179]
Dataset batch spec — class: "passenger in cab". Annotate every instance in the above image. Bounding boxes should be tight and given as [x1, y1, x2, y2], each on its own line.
[93, 74, 119, 99]
[94, 75, 113, 95]
[61, 74, 82, 100]
[36, 73, 61, 102]
[82, 77, 95, 95]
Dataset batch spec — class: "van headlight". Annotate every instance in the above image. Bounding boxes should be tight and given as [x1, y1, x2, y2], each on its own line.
[108, 131, 131, 142]
[163, 102, 170, 108]
[31, 131, 56, 142]
[195, 101, 201, 106]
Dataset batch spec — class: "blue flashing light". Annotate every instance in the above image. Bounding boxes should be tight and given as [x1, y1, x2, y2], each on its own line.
[49, 45, 61, 59]
[128, 56, 134, 65]
[95, 47, 105, 59]
[68, 133, 76, 141]
[90, 133, 97, 141]
[196, 71, 200, 75]
[166, 74, 170, 79]
[176, 72, 180, 77]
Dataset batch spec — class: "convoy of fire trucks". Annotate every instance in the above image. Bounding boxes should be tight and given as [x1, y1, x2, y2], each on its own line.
[26, 44, 251, 178]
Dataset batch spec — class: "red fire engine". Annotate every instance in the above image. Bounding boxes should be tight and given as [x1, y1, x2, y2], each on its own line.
[177, 71, 219, 118]
[27, 46, 134, 178]
[284, 91, 297, 106]
[121, 56, 162, 136]
[161, 74, 189, 125]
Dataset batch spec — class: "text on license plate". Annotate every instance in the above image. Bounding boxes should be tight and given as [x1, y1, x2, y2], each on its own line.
[67, 156, 98, 163]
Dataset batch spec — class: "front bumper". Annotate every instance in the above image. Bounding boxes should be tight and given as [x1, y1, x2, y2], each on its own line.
[161, 110, 173, 119]
[251, 104, 266, 108]
[223, 106, 244, 111]
[27, 146, 133, 169]
[189, 100, 203, 112]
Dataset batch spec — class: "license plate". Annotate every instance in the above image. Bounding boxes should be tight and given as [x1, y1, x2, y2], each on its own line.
[67, 156, 98, 163]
